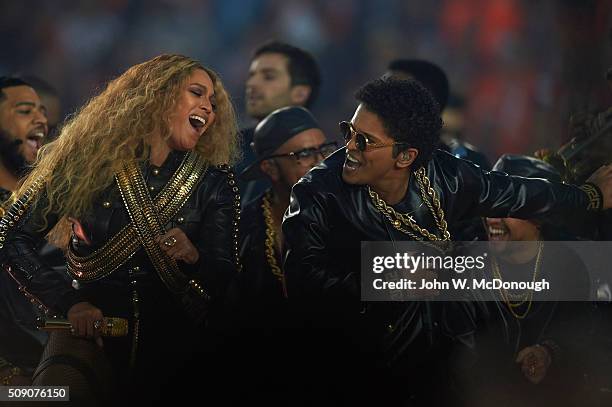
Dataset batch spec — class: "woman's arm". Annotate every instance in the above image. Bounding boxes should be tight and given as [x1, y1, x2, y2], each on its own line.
[0, 185, 83, 315]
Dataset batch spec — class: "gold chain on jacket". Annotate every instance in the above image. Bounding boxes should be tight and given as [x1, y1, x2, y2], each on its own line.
[492, 241, 544, 320]
[0, 177, 54, 314]
[116, 158, 199, 294]
[66, 152, 207, 286]
[0, 177, 46, 250]
[368, 167, 451, 241]
[261, 191, 284, 283]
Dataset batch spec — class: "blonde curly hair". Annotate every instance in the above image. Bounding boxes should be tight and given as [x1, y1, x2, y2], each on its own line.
[14, 54, 240, 244]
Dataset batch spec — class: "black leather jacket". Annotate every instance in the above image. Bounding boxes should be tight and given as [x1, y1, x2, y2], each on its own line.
[440, 136, 491, 170]
[238, 190, 285, 306]
[0, 150, 241, 319]
[282, 148, 597, 364]
[237, 127, 269, 205]
[284, 147, 595, 300]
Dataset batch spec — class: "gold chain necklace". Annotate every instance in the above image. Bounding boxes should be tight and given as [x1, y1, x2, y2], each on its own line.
[492, 241, 544, 320]
[261, 191, 287, 296]
[367, 167, 451, 241]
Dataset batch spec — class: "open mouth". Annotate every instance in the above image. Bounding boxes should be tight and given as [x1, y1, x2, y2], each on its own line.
[246, 96, 262, 106]
[189, 114, 207, 134]
[246, 90, 263, 105]
[344, 153, 361, 170]
[487, 225, 509, 241]
[26, 130, 44, 151]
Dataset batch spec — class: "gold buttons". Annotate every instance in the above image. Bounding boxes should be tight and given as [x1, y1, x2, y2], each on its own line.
[152, 168, 160, 176]
[102, 201, 111, 209]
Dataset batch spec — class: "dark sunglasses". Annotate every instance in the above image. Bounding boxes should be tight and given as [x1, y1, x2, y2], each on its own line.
[267, 141, 339, 162]
[339, 121, 409, 153]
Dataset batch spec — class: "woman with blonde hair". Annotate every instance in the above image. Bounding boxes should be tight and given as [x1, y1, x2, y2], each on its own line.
[0, 54, 241, 401]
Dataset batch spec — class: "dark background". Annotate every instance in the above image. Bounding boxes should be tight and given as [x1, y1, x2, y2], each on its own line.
[2, 0, 611, 161]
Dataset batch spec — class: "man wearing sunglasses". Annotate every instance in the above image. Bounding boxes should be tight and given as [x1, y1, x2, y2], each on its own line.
[231, 106, 336, 398]
[281, 77, 612, 404]
[240, 106, 336, 300]
[386, 59, 491, 244]
[240, 105, 336, 296]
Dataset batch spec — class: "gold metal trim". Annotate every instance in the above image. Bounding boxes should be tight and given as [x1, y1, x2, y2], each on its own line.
[261, 191, 286, 297]
[66, 152, 208, 286]
[579, 183, 603, 211]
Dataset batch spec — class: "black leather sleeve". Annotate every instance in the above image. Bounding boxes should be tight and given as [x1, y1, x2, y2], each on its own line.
[438, 153, 595, 236]
[195, 167, 240, 300]
[283, 182, 359, 302]
[0, 193, 83, 315]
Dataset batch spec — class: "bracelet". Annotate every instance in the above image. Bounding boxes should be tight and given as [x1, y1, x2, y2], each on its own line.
[579, 182, 603, 211]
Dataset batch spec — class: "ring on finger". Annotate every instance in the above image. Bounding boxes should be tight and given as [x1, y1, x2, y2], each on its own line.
[163, 236, 177, 247]
[529, 364, 536, 376]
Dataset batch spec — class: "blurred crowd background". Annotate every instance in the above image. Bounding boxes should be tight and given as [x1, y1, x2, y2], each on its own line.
[2, 0, 611, 160]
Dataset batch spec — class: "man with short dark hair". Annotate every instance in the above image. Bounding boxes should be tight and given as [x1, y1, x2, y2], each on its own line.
[282, 77, 612, 404]
[19, 75, 62, 141]
[386, 58, 490, 169]
[246, 41, 321, 119]
[239, 41, 322, 203]
[387, 59, 450, 111]
[0, 76, 48, 386]
[0, 77, 47, 201]
[386, 59, 491, 241]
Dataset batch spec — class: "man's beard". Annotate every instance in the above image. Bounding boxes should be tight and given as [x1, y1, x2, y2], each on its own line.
[0, 129, 30, 178]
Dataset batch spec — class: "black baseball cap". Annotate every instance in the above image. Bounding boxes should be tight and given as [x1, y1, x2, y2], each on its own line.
[240, 106, 320, 180]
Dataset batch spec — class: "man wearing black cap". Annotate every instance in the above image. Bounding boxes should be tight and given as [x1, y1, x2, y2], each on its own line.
[457, 154, 591, 406]
[231, 106, 335, 403]
[239, 106, 336, 302]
